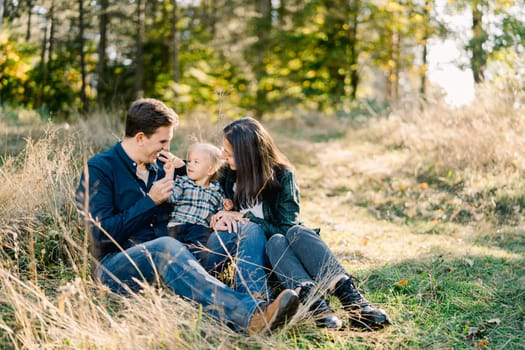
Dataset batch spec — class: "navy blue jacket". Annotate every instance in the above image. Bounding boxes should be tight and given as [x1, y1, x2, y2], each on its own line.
[76, 142, 184, 261]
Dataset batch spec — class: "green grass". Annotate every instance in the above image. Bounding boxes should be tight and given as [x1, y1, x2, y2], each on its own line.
[1, 94, 525, 349]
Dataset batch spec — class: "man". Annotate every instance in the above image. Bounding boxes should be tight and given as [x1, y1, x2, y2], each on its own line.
[76, 98, 299, 334]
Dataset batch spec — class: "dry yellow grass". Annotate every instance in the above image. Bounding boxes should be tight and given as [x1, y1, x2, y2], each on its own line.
[1, 86, 524, 348]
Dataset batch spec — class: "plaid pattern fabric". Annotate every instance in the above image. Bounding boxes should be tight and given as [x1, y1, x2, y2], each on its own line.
[168, 176, 224, 226]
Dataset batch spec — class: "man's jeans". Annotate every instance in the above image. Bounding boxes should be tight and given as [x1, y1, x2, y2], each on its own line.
[97, 236, 260, 331]
[205, 222, 270, 299]
[266, 225, 347, 290]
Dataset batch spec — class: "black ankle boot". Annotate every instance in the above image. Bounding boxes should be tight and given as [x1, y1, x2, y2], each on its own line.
[298, 284, 343, 329]
[333, 277, 390, 328]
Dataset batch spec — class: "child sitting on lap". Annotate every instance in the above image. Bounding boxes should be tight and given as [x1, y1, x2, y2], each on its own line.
[164, 142, 232, 261]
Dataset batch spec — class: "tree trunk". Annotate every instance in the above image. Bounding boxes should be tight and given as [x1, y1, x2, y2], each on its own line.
[469, 2, 486, 83]
[79, 0, 88, 114]
[420, 42, 427, 96]
[419, 0, 430, 99]
[386, 30, 400, 102]
[48, 1, 55, 66]
[170, 0, 180, 82]
[135, 0, 145, 99]
[37, 1, 54, 108]
[201, 0, 217, 36]
[277, 0, 286, 25]
[38, 16, 49, 107]
[254, 0, 271, 119]
[0, 0, 4, 31]
[25, 0, 34, 41]
[97, 0, 109, 109]
[348, 0, 360, 100]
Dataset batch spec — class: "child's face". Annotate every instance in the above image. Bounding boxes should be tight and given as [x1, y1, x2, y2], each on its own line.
[186, 149, 215, 183]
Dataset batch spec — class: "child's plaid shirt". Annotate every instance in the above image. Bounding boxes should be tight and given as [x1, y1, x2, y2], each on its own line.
[168, 175, 224, 227]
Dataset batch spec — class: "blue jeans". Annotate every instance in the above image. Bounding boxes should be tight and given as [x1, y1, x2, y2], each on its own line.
[97, 236, 260, 332]
[167, 223, 211, 262]
[266, 225, 347, 290]
[205, 222, 270, 299]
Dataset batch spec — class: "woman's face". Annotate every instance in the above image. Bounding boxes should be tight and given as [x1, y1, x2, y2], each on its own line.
[222, 137, 236, 170]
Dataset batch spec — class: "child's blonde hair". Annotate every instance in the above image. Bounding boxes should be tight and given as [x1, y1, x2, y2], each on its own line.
[187, 142, 224, 181]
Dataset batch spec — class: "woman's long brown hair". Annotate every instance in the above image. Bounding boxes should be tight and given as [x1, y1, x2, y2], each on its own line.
[223, 117, 292, 209]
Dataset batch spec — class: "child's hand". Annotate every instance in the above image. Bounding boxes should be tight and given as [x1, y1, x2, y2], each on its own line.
[164, 160, 176, 179]
[222, 198, 234, 211]
[158, 150, 185, 179]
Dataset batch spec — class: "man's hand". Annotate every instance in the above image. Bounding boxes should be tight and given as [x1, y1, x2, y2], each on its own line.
[147, 177, 174, 205]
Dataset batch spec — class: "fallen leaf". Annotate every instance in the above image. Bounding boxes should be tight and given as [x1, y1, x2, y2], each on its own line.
[395, 279, 408, 286]
[466, 326, 480, 341]
[418, 182, 429, 190]
[478, 339, 489, 348]
[487, 318, 500, 325]
[461, 257, 474, 267]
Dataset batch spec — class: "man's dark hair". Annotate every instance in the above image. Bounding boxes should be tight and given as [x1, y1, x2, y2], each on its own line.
[125, 98, 179, 137]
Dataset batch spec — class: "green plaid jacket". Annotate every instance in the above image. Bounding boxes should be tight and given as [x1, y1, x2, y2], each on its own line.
[220, 166, 303, 237]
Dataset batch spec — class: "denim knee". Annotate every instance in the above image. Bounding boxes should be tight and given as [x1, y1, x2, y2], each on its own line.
[266, 233, 287, 255]
[149, 236, 187, 254]
[240, 222, 265, 240]
[285, 225, 311, 242]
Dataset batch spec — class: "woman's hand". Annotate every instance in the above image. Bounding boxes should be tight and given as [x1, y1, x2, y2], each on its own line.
[211, 210, 247, 233]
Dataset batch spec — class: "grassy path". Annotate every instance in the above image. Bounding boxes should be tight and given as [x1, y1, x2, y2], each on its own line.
[1, 110, 524, 349]
[271, 117, 525, 349]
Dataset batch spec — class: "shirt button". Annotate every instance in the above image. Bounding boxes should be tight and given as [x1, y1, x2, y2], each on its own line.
[150, 223, 154, 227]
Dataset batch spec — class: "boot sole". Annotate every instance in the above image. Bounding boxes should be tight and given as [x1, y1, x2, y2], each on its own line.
[349, 315, 391, 330]
[267, 291, 300, 331]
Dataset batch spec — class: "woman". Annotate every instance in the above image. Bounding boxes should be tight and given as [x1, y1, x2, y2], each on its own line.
[205, 117, 390, 329]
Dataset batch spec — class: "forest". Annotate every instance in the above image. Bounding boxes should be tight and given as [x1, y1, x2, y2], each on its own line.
[1, 0, 525, 119]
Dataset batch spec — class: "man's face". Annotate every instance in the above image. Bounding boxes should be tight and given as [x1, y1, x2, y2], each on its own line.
[140, 125, 173, 164]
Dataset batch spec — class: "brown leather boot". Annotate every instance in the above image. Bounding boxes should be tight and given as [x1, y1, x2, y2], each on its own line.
[248, 289, 299, 335]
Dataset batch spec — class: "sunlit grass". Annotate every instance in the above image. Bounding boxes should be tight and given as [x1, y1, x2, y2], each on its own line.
[1, 87, 525, 349]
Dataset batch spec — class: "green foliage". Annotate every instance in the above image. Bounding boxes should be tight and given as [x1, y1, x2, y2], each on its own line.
[0, 0, 459, 118]
[0, 30, 32, 105]
[494, 16, 525, 51]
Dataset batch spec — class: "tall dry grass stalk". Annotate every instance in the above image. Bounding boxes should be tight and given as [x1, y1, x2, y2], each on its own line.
[0, 268, 282, 349]
[5, 91, 523, 348]
[0, 117, 310, 349]
[368, 85, 525, 177]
